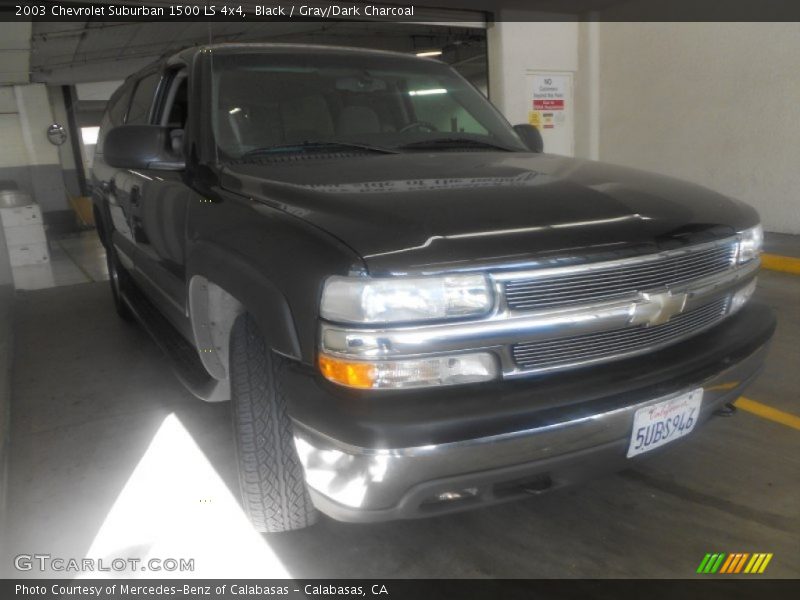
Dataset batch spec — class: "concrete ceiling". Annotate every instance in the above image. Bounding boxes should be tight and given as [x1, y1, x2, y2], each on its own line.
[30, 21, 486, 84]
[12, 0, 634, 86]
[0, 23, 32, 84]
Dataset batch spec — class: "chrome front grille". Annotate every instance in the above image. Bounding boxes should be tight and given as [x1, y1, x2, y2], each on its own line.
[504, 240, 737, 312]
[320, 236, 756, 383]
[512, 297, 730, 373]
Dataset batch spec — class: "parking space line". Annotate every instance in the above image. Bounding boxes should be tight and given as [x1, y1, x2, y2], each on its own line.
[735, 397, 800, 431]
[761, 253, 800, 275]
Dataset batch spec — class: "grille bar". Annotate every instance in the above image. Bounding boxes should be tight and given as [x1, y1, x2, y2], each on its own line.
[505, 247, 734, 290]
[512, 298, 729, 373]
[504, 241, 737, 311]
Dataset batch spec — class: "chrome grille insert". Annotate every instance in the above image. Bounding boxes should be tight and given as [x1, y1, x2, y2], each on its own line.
[512, 297, 730, 373]
[504, 240, 737, 311]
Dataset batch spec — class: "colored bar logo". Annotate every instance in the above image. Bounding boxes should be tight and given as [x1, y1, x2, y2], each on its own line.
[696, 553, 773, 574]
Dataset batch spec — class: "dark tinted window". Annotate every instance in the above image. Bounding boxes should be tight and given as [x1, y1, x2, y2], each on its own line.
[126, 72, 161, 125]
[166, 78, 188, 128]
[108, 85, 130, 126]
[96, 81, 131, 154]
[159, 71, 188, 128]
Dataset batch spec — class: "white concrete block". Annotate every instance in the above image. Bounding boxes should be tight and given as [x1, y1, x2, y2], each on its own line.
[3, 223, 46, 246]
[8, 241, 49, 266]
[0, 204, 42, 227]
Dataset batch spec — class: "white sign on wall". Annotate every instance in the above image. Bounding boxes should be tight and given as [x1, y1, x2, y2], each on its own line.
[526, 72, 574, 156]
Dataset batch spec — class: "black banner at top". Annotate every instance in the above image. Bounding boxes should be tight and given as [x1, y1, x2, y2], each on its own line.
[4, 0, 800, 22]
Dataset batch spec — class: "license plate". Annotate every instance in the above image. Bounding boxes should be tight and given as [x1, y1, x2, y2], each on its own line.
[627, 389, 703, 458]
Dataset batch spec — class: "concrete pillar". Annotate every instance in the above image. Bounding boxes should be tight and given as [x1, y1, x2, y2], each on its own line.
[48, 86, 83, 199]
[486, 14, 581, 156]
[6, 84, 69, 213]
[0, 83, 68, 290]
[576, 18, 600, 160]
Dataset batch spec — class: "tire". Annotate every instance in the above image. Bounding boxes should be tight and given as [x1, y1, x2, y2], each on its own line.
[230, 313, 319, 532]
[105, 243, 134, 322]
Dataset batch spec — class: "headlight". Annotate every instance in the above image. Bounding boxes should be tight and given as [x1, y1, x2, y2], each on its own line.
[320, 274, 493, 324]
[737, 224, 763, 264]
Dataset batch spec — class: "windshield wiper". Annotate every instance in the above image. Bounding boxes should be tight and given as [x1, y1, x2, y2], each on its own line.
[238, 140, 399, 159]
[394, 138, 518, 152]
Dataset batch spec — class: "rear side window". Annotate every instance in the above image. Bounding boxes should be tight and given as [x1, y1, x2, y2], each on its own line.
[107, 86, 130, 126]
[126, 72, 161, 125]
[96, 82, 132, 154]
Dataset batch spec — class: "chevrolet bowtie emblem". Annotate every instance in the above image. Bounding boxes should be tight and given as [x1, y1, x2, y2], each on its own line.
[631, 290, 689, 327]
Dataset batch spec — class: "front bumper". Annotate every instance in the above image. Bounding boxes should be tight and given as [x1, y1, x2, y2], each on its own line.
[290, 302, 775, 522]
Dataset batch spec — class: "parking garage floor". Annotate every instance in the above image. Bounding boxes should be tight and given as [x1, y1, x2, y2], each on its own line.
[1, 234, 798, 579]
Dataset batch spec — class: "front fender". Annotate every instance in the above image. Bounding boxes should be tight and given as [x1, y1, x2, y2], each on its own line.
[186, 241, 302, 366]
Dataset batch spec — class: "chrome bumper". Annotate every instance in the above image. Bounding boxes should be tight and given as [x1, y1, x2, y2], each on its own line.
[292, 341, 769, 522]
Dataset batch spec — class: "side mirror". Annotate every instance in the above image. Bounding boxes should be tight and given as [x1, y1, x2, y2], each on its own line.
[104, 125, 185, 171]
[513, 124, 544, 153]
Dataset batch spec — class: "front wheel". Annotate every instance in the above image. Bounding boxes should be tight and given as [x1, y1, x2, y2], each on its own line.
[230, 313, 319, 532]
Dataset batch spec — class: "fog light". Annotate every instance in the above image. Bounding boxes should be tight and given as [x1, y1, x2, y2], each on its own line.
[730, 278, 757, 314]
[422, 488, 478, 507]
[318, 352, 497, 389]
[431, 488, 479, 503]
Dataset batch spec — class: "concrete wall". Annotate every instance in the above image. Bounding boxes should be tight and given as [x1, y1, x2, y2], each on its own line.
[0, 24, 21, 516]
[488, 18, 798, 234]
[487, 15, 581, 156]
[0, 282, 11, 526]
[0, 84, 69, 213]
[597, 22, 800, 234]
[0, 192, 10, 528]
[487, 17, 579, 124]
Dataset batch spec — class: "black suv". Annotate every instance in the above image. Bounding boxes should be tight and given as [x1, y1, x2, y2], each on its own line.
[93, 44, 775, 532]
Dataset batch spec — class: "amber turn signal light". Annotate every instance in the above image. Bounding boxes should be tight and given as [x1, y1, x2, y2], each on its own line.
[318, 354, 376, 389]
[318, 351, 497, 389]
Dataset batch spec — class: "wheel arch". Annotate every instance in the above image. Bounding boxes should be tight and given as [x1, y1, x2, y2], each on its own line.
[187, 241, 303, 382]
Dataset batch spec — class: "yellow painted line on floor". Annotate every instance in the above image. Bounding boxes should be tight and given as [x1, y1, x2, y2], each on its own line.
[761, 253, 800, 275]
[735, 397, 800, 431]
[706, 381, 740, 392]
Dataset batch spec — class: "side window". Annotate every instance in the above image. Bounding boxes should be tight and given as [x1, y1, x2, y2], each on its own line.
[126, 72, 161, 125]
[159, 71, 189, 157]
[108, 85, 130, 126]
[96, 82, 132, 154]
[161, 72, 188, 128]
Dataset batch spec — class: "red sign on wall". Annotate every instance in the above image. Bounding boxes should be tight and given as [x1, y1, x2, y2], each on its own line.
[533, 99, 565, 110]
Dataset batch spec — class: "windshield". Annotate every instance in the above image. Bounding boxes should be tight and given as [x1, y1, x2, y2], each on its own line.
[210, 51, 527, 160]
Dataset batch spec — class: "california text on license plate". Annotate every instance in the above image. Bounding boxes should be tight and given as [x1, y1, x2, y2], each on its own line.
[627, 389, 703, 458]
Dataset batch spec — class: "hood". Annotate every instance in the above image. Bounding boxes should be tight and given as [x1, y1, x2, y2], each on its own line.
[220, 152, 758, 274]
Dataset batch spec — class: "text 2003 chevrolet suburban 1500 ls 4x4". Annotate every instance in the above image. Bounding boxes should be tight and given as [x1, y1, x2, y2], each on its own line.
[92, 44, 775, 532]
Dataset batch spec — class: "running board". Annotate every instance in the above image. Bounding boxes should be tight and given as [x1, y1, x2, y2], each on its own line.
[121, 283, 230, 402]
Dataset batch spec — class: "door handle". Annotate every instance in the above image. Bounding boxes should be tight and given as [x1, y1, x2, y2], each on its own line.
[130, 187, 141, 207]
